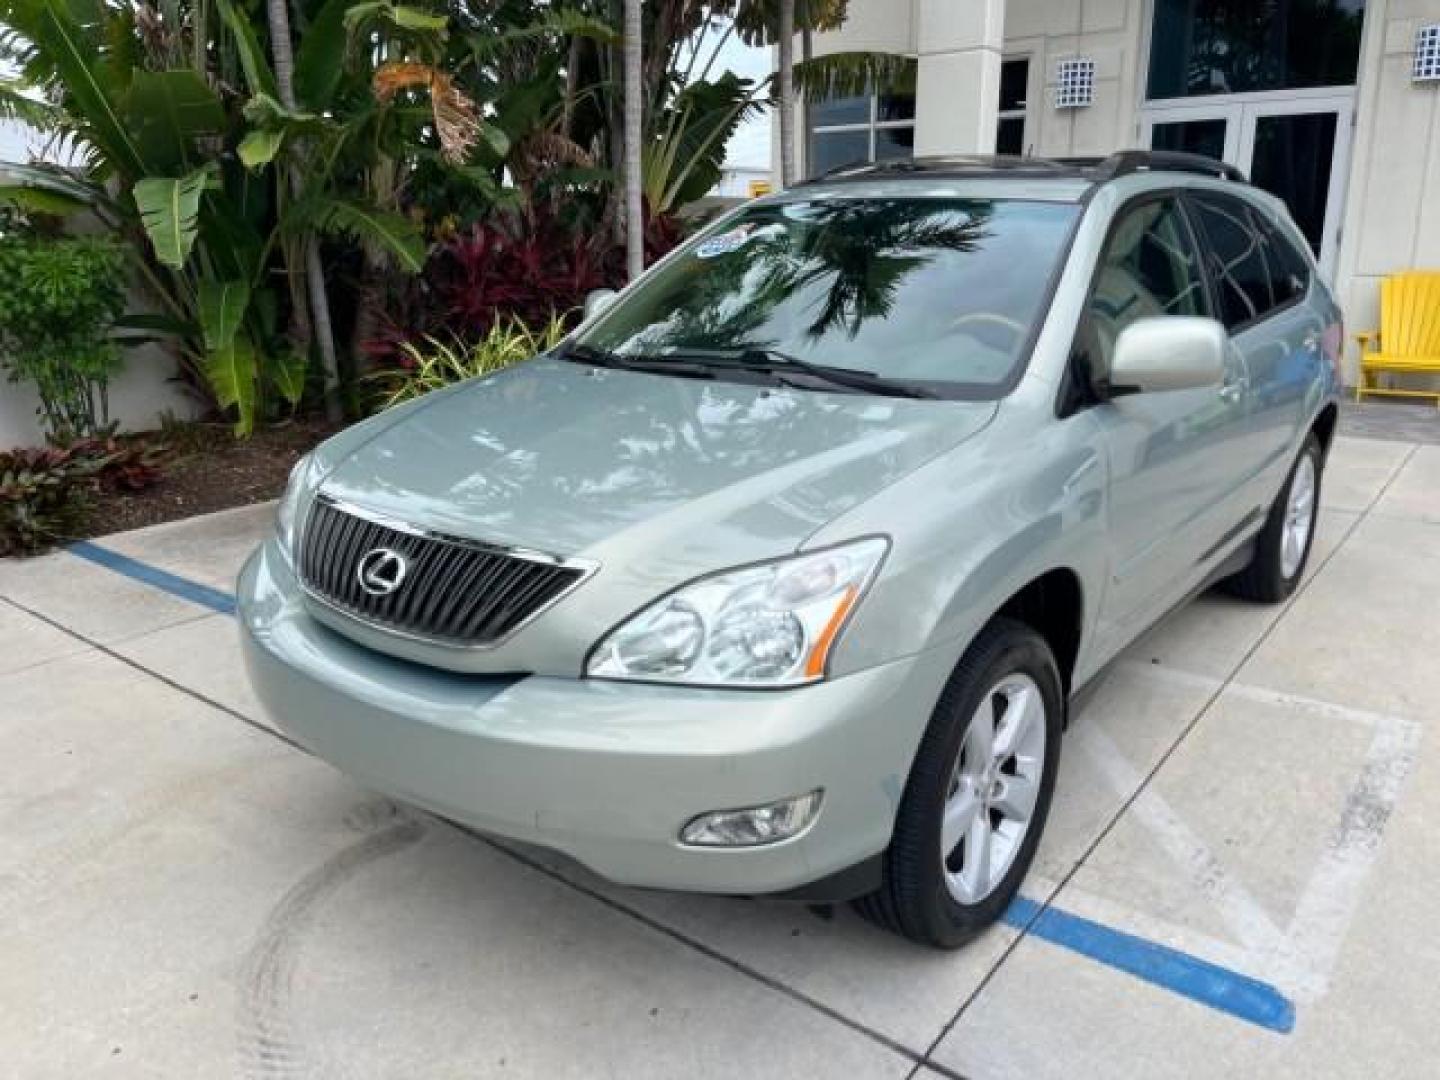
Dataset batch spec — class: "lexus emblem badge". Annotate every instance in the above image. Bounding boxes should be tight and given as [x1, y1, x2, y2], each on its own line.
[356, 547, 408, 597]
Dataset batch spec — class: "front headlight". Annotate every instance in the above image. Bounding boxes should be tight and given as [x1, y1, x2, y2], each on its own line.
[275, 454, 313, 556]
[586, 537, 888, 687]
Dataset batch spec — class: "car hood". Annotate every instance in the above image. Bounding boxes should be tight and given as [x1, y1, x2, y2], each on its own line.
[320, 358, 996, 570]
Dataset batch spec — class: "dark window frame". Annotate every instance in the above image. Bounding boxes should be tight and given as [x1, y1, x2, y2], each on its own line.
[1145, 0, 1368, 101]
[997, 57, 1030, 155]
[1183, 190, 1310, 336]
[1059, 189, 1216, 416]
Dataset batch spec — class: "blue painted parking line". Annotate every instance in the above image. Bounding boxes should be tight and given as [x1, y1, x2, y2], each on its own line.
[70, 538, 1297, 1033]
[1003, 896, 1295, 1033]
[67, 540, 237, 616]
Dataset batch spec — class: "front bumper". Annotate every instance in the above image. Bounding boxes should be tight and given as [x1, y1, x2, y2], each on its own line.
[238, 540, 949, 896]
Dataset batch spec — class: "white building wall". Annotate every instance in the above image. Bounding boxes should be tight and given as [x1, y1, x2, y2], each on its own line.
[1003, 0, 1147, 157]
[0, 343, 199, 448]
[1335, 0, 1440, 382]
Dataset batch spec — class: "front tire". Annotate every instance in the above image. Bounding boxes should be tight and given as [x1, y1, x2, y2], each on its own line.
[1223, 434, 1323, 603]
[854, 618, 1063, 948]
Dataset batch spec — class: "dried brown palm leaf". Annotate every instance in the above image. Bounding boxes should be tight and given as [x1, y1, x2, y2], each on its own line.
[509, 129, 595, 191]
[374, 62, 482, 165]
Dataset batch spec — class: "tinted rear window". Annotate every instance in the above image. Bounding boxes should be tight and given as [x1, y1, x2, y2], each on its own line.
[1190, 193, 1274, 329]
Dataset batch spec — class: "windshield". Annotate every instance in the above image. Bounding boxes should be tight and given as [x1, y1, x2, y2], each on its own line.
[575, 197, 1078, 396]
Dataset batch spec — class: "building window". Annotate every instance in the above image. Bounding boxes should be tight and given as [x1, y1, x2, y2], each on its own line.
[1147, 0, 1367, 101]
[807, 60, 917, 177]
[997, 58, 1029, 154]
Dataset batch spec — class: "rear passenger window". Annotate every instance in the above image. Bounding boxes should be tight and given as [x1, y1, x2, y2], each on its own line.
[1077, 197, 1210, 381]
[1256, 213, 1312, 308]
[1190, 193, 1273, 328]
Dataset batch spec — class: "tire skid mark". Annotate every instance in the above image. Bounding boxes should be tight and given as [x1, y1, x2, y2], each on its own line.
[0, 755, 272, 923]
[236, 815, 425, 1078]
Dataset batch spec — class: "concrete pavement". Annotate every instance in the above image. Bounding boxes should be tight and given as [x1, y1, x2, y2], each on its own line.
[1, 435, 1435, 1078]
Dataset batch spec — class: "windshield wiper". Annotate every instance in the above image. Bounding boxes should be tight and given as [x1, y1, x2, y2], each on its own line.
[562, 343, 723, 382]
[687, 347, 940, 400]
[560, 342, 630, 369]
[561, 343, 938, 400]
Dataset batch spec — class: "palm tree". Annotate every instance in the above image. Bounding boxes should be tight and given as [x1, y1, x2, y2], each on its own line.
[624, 0, 644, 280]
[265, 0, 342, 423]
[777, 0, 795, 186]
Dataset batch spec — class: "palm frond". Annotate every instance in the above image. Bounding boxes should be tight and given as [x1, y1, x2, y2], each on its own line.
[0, 77, 57, 129]
[792, 51, 914, 103]
[373, 62, 482, 165]
[293, 197, 427, 273]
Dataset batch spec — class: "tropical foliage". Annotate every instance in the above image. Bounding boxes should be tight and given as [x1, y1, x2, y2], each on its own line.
[368, 313, 569, 409]
[0, 0, 882, 437]
[0, 232, 128, 441]
[0, 436, 163, 555]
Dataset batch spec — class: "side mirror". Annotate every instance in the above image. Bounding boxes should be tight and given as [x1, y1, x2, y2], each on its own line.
[583, 288, 618, 322]
[1109, 316, 1226, 396]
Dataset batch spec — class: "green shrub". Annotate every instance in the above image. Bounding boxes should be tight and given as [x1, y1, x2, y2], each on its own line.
[369, 313, 569, 411]
[0, 439, 164, 556]
[0, 236, 129, 442]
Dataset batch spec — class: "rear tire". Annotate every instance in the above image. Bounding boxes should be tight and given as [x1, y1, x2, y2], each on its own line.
[854, 618, 1062, 948]
[1223, 434, 1322, 603]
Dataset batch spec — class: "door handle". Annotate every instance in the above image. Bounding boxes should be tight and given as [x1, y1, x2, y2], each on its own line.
[1219, 377, 1248, 404]
[1302, 333, 1320, 354]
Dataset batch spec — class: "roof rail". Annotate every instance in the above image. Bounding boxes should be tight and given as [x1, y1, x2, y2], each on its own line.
[799, 155, 1092, 185]
[1091, 150, 1246, 183]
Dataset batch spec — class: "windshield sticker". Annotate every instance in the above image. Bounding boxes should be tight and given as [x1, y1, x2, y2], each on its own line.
[695, 223, 758, 259]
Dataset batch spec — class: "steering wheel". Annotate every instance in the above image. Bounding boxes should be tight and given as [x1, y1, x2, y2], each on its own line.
[946, 311, 1028, 347]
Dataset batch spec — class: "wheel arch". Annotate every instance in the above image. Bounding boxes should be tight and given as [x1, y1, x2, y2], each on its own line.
[1311, 400, 1339, 463]
[989, 568, 1084, 698]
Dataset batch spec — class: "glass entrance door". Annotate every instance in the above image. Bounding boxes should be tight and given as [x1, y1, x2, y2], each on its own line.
[1140, 92, 1353, 276]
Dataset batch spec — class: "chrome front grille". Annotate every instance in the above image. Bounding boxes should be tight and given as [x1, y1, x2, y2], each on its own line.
[296, 496, 592, 647]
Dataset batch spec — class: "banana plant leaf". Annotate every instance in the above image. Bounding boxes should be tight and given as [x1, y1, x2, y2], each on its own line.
[264, 350, 309, 409]
[15, 0, 146, 176]
[198, 280, 251, 352]
[203, 333, 260, 435]
[214, 0, 279, 100]
[294, 0, 354, 110]
[0, 183, 89, 216]
[133, 166, 216, 269]
[123, 70, 225, 174]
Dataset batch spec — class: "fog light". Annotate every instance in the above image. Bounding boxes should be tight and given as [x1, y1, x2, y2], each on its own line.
[679, 790, 822, 847]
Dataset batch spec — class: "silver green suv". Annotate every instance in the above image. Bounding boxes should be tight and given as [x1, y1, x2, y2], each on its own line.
[239, 153, 1341, 948]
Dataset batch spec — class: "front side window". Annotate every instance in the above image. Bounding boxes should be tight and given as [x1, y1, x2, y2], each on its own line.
[1080, 197, 1210, 378]
[575, 198, 1079, 395]
[1147, 0, 1367, 100]
[1189, 193, 1275, 328]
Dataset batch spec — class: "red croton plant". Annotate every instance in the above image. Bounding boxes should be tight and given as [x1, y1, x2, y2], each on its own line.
[368, 206, 683, 367]
[0, 438, 164, 556]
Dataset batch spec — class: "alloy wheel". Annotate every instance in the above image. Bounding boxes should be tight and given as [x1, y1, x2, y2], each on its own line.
[940, 673, 1048, 905]
[1281, 453, 1317, 580]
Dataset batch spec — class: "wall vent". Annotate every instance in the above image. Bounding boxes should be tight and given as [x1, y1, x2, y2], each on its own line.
[1415, 24, 1440, 82]
[1055, 58, 1096, 108]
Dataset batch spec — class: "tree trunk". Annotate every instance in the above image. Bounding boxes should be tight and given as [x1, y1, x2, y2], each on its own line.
[778, 0, 795, 188]
[563, 34, 582, 136]
[623, 0, 644, 281]
[266, 0, 343, 422]
[800, 20, 812, 181]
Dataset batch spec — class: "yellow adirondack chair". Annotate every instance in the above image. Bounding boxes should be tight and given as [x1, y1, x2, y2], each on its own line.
[1355, 271, 1440, 405]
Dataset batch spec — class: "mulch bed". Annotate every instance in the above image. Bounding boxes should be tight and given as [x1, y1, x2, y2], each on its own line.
[79, 417, 343, 539]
